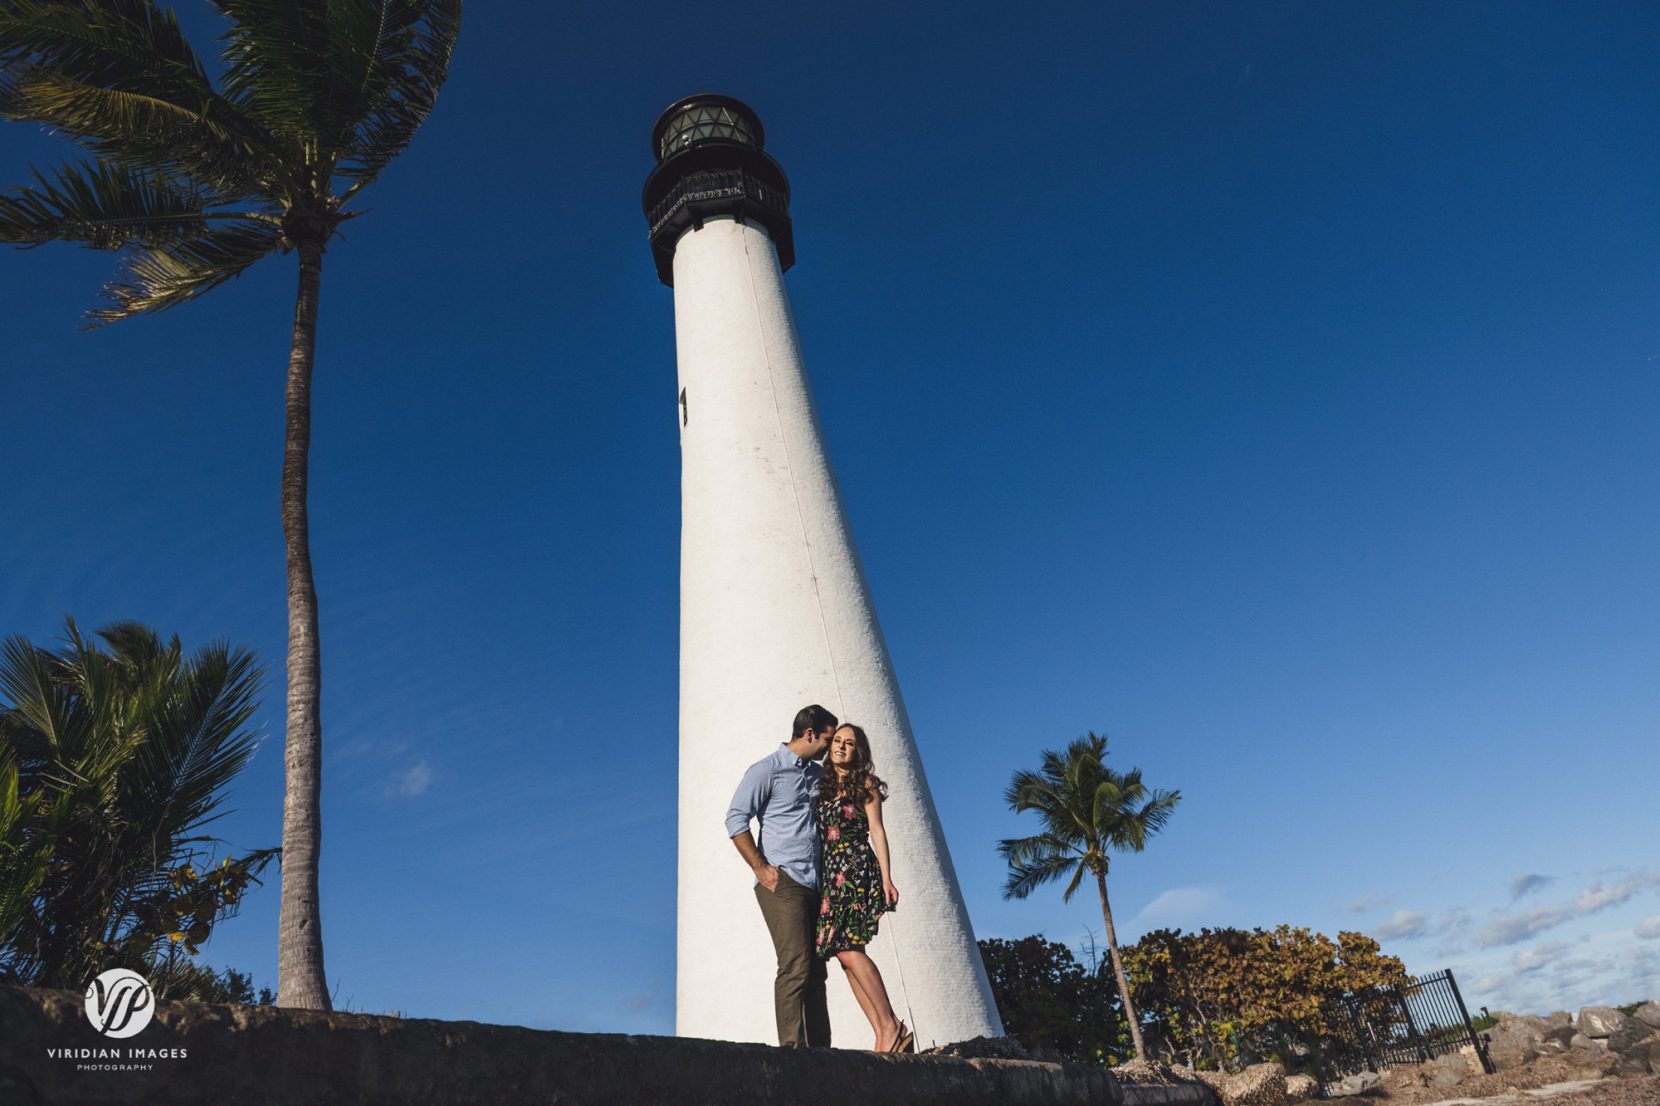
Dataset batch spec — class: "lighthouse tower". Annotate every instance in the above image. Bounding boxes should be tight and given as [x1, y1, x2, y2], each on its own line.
[642, 94, 1004, 1049]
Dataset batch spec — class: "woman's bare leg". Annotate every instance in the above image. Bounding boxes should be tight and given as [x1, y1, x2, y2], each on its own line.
[834, 948, 900, 1048]
[834, 950, 880, 1039]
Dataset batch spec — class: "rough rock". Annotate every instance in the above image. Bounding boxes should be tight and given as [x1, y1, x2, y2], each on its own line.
[1427, 1052, 1468, 1089]
[1192, 1062, 1285, 1106]
[1485, 1015, 1550, 1071]
[1612, 1041, 1653, 1077]
[1326, 1070, 1381, 1097]
[1571, 1032, 1608, 1055]
[1609, 1020, 1654, 1053]
[1480, 1009, 1553, 1069]
[924, 1035, 1044, 1061]
[1580, 1006, 1633, 1038]
[1630, 1037, 1660, 1067]
[1540, 1024, 1579, 1052]
[1543, 1010, 1575, 1028]
[1377, 1065, 1431, 1097]
[1282, 1073, 1317, 1102]
[1496, 1012, 1552, 1036]
[1636, 1002, 1660, 1030]
[1109, 1061, 1217, 1106]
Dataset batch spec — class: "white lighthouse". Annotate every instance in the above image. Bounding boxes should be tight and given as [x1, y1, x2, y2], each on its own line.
[643, 94, 1004, 1049]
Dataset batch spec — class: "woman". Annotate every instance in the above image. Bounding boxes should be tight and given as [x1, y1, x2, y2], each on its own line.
[816, 723, 913, 1053]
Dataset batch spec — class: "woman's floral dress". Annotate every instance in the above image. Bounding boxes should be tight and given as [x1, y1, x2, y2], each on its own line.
[816, 792, 892, 957]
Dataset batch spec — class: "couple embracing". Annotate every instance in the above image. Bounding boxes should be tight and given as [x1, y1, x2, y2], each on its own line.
[725, 704, 914, 1053]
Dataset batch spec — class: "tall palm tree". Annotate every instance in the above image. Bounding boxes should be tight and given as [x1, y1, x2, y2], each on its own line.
[0, 618, 277, 992]
[0, 0, 462, 1008]
[999, 732, 1181, 1060]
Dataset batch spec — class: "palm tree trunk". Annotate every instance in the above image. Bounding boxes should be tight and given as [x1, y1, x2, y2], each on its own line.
[276, 243, 330, 1010]
[1096, 870, 1145, 1060]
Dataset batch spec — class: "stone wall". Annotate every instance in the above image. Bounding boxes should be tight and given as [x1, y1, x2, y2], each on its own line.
[1, 985, 1130, 1106]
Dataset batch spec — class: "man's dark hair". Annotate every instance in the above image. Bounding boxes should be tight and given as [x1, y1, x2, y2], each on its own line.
[792, 704, 838, 740]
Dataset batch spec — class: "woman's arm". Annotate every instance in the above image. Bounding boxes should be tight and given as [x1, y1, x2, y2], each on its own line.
[866, 793, 899, 906]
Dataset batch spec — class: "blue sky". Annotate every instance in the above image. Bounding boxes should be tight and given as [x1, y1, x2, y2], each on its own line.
[3, 1, 1658, 1031]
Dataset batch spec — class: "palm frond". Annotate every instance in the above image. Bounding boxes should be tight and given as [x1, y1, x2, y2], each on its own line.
[1061, 856, 1088, 903]
[0, 159, 213, 247]
[334, 0, 458, 189]
[87, 215, 280, 323]
[1116, 788, 1181, 851]
[1, 65, 272, 193]
[0, 0, 213, 103]
[0, 1, 278, 188]
[207, 0, 329, 135]
[128, 639, 263, 842]
[1000, 848, 1081, 901]
[0, 634, 92, 765]
[997, 830, 1081, 868]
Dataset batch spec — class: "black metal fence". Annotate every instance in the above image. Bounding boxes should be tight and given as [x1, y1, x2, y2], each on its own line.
[1318, 970, 1492, 1094]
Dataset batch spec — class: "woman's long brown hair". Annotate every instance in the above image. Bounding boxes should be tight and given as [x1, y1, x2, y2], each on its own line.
[818, 724, 889, 809]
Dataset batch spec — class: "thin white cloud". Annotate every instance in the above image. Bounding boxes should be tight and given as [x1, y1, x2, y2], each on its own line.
[1345, 894, 1390, 915]
[1574, 872, 1660, 913]
[1131, 887, 1223, 929]
[1475, 905, 1574, 948]
[393, 760, 434, 798]
[1475, 869, 1660, 948]
[1510, 874, 1552, 901]
[1512, 941, 1569, 973]
[1372, 910, 1429, 942]
[1636, 916, 1660, 940]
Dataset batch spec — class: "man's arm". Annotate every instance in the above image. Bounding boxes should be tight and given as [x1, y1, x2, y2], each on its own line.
[726, 759, 780, 891]
[730, 829, 779, 892]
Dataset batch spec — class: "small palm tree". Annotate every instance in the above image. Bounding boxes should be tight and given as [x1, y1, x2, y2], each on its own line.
[0, 0, 462, 1008]
[999, 732, 1181, 1060]
[0, 619, 277, 993]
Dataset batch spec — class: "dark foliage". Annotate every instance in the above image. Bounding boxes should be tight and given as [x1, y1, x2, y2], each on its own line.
[979, 935, 1130, 1065]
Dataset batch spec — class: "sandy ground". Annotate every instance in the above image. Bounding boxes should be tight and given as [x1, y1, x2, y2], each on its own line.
[1409, 1075, 1660, 1106]
[1368, 1053, 1657, 1106]
[1112, 1053, 1660, 1106]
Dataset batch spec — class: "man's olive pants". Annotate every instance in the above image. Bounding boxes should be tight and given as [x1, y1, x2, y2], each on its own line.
[754, 871, 830, 1047]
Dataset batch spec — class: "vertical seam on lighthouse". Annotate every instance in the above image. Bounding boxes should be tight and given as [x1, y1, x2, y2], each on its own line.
[739, 226, 847, 718]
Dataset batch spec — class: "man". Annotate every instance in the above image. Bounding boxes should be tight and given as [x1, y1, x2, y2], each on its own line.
[725, 703, 838, 1048]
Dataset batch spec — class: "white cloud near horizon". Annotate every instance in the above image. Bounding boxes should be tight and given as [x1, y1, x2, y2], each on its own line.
[1372, 910, 1430, 942]
[1475, 869, 1660, 948]
[1131, 886, 1224, 930]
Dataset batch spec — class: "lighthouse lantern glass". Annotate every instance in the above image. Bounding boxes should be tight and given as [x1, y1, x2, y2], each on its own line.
[658, 103, 758, 160]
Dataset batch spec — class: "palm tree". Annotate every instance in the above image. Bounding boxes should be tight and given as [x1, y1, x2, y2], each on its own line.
[0, 1, 461, 1008]
[0, 618, 277, 993]
[999, 732, 1181, 1060]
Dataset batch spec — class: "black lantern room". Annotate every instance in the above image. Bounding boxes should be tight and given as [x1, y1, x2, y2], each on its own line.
[642, 94, 794, 286]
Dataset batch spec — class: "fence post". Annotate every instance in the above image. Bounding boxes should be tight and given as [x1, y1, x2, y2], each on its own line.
[1443, 970, 1493, 1074]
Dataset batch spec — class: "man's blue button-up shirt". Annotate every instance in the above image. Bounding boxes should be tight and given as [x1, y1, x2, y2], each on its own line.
[725, 744, 823, 891]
